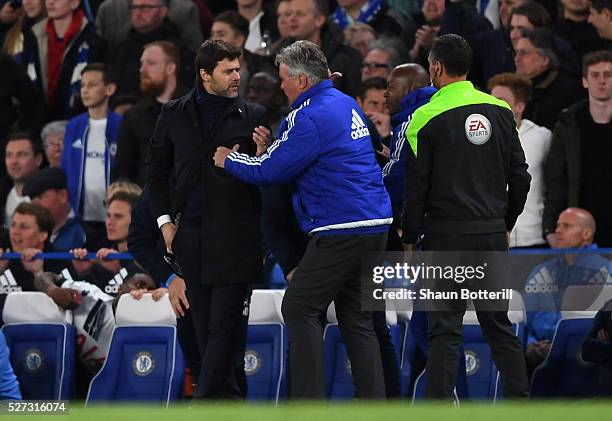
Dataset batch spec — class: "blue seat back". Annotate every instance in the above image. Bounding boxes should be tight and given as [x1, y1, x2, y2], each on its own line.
[245, 323, 288, 402]
[2, 323, 75, 400]
[86, 326, 184, 404]
[324, 324, 355, 399]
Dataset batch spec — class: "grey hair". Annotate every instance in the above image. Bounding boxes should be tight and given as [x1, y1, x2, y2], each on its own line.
[275, 40, 329, 84]
[40, 120, 68, 141]
[521, 28, 559, 71]
[369, 37, 409, 70]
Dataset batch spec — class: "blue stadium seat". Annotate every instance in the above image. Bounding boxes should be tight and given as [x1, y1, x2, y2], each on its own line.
[86, 294, 183, 405]
[530, 285, 612, 398]
[245, 289, 287, 403]
[2, 292, 75, 400]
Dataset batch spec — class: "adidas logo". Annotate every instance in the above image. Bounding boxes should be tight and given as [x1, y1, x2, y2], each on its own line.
[350, 109, 370, 140]
[524, 267, 558, 294]
[72, 138, 83, 148]
[0, 269, 23, 294]
[105, 267, 128, 294]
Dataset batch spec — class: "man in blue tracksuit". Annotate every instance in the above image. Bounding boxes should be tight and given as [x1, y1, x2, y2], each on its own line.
[214, 41, 392, 399]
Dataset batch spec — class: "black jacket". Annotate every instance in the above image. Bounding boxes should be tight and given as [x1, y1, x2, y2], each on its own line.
[582, 299, 612, 396]
[542, 99, 586, 236]
[146, 89, 267, 284]
[524, 69, 586, 131]
[112, 84, 189, 186]
[105, 19, 195, 98]
[401, 82, 531, 243]
[320, 23, 363, 98]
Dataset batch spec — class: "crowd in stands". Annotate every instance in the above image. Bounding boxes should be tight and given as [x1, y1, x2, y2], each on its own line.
[0, 0, 611, 398]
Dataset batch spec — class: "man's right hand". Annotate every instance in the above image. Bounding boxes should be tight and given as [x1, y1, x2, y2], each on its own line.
[161, 222, 177, 254]
[168, 276, 189, 317]
[48, 287, 83, 310]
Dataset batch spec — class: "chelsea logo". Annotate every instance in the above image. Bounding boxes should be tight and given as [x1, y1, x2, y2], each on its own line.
[133, 351, 155, 376]
[24, 348, 44, 373]
[244, 350, 261, 376]
[464, 350, 480, 376]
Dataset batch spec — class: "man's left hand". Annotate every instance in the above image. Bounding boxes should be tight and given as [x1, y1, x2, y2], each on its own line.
[214, 144, 240, 168]
[253, 126, 272, 156]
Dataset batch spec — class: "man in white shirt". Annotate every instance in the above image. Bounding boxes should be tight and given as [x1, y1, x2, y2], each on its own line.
[0, 132, 43, 227]
[489, 72, 552, 248]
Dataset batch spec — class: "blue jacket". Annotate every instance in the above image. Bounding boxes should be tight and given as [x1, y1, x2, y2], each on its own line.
[226, 80, 392, 235]
[523, 248, 612, 344]
[382, 86, 436, 215]
[51, 216, 87, 251]
[0, 331, 21, 400]
[61, 111, 122, 217]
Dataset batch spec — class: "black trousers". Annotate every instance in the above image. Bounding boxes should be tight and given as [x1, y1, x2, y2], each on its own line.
[422, 233, 529, 400]
[281, 232, 387, 400]
[175, 227, 250, 400]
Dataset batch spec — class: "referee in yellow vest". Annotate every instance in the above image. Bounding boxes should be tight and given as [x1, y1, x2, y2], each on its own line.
[401, 34, 531, 399]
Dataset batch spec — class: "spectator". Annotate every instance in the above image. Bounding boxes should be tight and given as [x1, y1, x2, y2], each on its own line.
[246, 71, 287, 135]
[112, 41, 187, 186]
[105, 180, 142, 202]
[104, 0, 194, 98]
[361, 38, 404, 81]
[514, 28, 586, 130]
[488, 73, 551, 248]
[287, 0, 363, 97]
[23, 0, 106, 121]
[23, 167, 86, 251]
[0, 53, 45, 165]
[211, 11, 276, 98]
[523, 207, 612, 374]
[0, 202, 62, 310]
[70, 190, 142, 295]
[582, 299, 612, 396]
[61, 63, 121, 251]
[330, 0, 412, 41]
[96, 0, 203, 52]
[509, 2, 580, 77]
[356, 77, 390, 138]
[588, 0, 612, 42]
[543, 50, 612, 247]
[343, 21, 375, 58]
[40, 120, 67, 168]
[238, 0, 280, 53]
[276, 0, 293, 38]
[408, 0, 444, 65]
[556, 0, 609, 59]
[2, 0, 45, 64]
[0, 132, 42, 227]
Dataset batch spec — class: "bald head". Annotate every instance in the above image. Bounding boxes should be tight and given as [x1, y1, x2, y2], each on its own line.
[554, 207, 596, 249]
[385, 64, 430, 115]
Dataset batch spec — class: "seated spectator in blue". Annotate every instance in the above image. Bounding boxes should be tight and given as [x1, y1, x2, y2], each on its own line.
[62, 63, 121, 251]
[23, 168, 86, 252]
[330, 0, 411, 41]
[523, 207, 612, 373]
[34, 270, 158, 378]
[582, 299, 612, 396]
[0, 331, 21, 400]
[70, 190, 143, 296]
[0, 203, 65, 310]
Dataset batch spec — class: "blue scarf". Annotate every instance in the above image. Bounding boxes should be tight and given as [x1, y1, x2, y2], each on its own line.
[333, 0, 383, 30]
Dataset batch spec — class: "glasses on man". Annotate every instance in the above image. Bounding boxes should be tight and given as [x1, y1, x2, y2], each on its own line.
[43, 140, 63, 149]
[514, 48, 540, 58]
[363, 61, 389, 71]
[130, 4, 163, 11]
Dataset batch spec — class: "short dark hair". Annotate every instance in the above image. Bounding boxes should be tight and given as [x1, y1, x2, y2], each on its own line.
[487, 72, 532, 104]
[520, 28, 559, 70]
[195, 40, 241, 76]
[144, 40, 180, 67]
[582, 50, 612, 77]
[107, 191, 140, 210]
[6, 131, 43, 157]
[214, 11, 250, 40]
[430, 34, 473, 77]
[591, 0, 612, 13]
[357, 77, 388, 100]
[312, 0, 329, 16]
[510, 2, 552, 29]
[13, 202, 54, 240]
[81, 63, 114, 85]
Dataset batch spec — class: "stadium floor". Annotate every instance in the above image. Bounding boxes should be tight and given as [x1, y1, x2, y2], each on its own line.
[29, 401, 612, 420]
